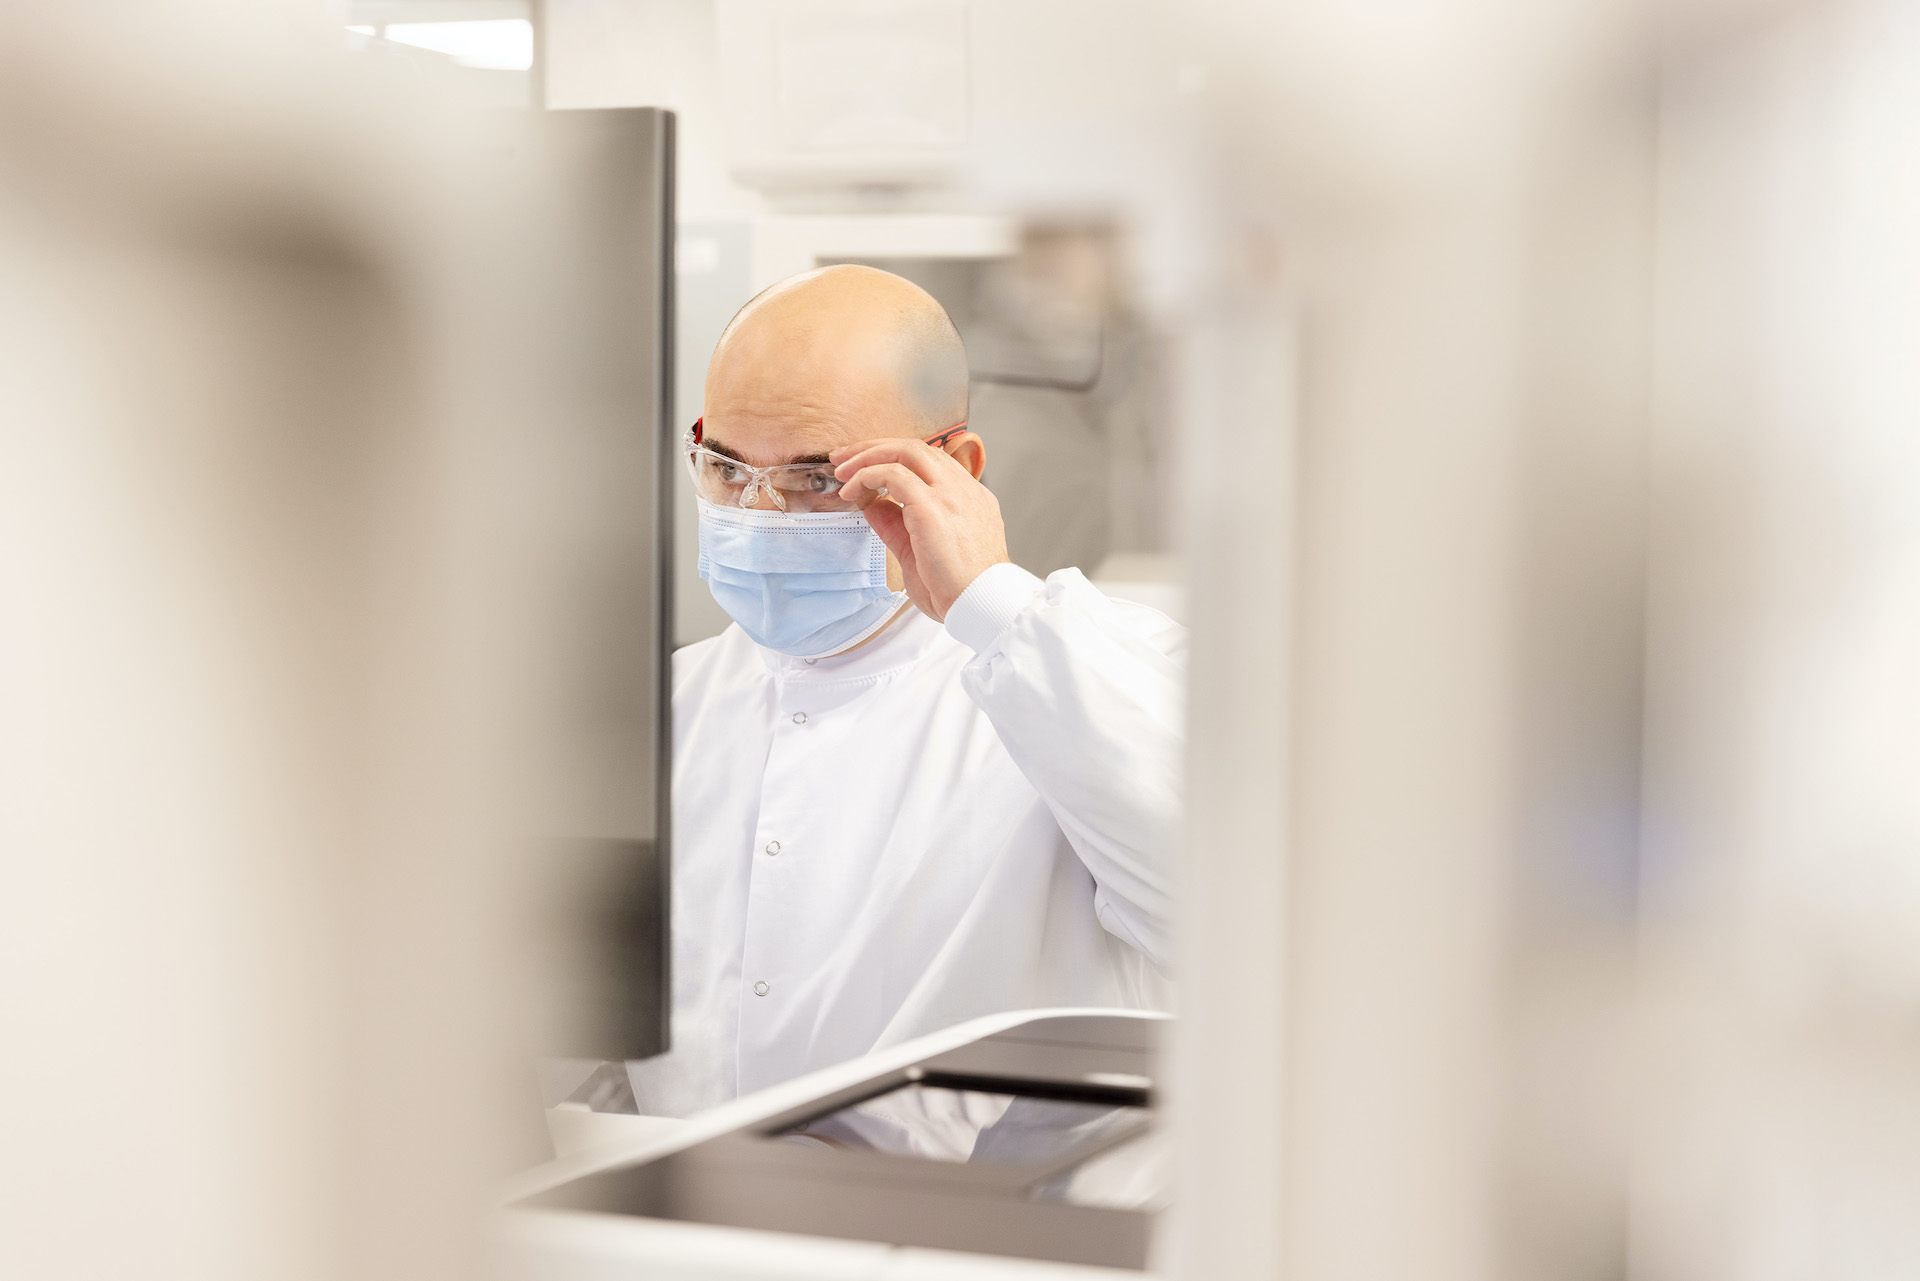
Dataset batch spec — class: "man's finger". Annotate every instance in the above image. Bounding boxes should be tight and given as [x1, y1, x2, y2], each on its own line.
[861, 496, 911, 562]
[838, 461, 937, 509]
[831, 439, 963, 488]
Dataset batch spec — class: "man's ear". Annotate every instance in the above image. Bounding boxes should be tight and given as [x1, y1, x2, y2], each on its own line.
[944, 432, 986, 480]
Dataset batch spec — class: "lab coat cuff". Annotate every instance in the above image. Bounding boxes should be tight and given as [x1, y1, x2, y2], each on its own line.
[946, 562, 1046, 654]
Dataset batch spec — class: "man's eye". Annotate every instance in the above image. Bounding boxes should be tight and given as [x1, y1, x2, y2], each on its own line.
[718, 462, 746, 484]
[806, 472, 839, 493]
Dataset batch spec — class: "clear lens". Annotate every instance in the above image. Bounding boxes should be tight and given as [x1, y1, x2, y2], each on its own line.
[685, 446, 857, 512]
[767, 465, 841, 496]
[687, 449, 746, 499]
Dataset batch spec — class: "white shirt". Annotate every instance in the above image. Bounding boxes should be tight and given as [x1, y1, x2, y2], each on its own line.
[626, 563, 1183, 1116]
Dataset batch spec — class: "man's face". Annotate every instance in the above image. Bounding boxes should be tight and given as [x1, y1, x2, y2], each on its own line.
[700, 333, 925, 597]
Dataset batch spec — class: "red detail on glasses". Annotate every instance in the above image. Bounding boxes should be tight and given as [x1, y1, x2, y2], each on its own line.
[924, 422, 969, 449]
[692, 417, 703, 445]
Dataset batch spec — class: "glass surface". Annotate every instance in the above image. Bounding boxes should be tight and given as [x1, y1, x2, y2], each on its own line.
[780, 1082, 1148, 1165]
[1027, 1125, 1173, 1211]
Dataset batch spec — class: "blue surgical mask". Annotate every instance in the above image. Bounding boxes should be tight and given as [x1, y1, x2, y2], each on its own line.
[697, 498, 908, 657]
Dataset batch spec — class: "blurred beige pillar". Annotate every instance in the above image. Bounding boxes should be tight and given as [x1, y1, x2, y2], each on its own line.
[1634, 1, 1920, 1274]
[1168, 272, 1296, 1281]
[0, 8, 623, 1280]
[1171, 191, 1532, 1281]
[1283, 201, 1526, 1281]
[1172, 1, 1654, 1278]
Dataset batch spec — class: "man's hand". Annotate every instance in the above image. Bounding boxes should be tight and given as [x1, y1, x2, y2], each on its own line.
[830, 436, 1010, 622]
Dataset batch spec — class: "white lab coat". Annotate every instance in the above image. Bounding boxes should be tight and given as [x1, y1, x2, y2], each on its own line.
[626, 563, 1182, 1116]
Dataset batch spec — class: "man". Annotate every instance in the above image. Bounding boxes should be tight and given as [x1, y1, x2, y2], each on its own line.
[628, 265, 1182, 1115]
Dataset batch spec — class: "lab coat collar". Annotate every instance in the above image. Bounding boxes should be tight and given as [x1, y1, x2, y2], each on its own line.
[755, 603, 939, 680]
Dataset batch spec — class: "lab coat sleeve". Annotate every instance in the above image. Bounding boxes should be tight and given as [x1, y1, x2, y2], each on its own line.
[947, 562, 1184, 975]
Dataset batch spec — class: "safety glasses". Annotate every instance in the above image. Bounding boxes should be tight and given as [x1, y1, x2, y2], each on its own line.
[684, 419, 969, 512]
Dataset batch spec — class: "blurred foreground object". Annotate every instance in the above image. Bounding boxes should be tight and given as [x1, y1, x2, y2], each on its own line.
[0, 6, 672, 1279]
[1635, 0, 1920, 1273]
[1164, 0, 1920, 1277]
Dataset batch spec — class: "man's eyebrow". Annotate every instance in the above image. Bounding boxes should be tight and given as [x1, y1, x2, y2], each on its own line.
[702, 437, 833, 467]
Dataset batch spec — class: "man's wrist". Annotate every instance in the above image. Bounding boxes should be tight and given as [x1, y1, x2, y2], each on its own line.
[945, 561, 1045, 654]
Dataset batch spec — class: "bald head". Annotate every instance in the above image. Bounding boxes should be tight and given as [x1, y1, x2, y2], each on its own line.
[702, 265, 969, 467]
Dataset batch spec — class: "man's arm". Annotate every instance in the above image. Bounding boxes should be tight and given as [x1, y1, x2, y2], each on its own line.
[946, 564, 1183, 973]
[831, 434, 1181, 973]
